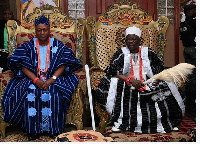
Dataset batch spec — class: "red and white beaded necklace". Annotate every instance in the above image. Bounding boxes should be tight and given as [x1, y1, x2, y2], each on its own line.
[36, 38, 50, 79]
[130, 47, 146, 91]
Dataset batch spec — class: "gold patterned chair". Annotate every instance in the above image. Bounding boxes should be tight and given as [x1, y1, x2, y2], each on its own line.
[85, 0, 170, 133]
[0, 4, 86, 138]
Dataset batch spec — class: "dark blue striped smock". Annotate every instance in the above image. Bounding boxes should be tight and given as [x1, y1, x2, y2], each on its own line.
[1, 38, 82, 135]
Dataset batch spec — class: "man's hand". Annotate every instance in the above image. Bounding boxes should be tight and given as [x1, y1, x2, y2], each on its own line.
[35, 79, 45, 90]
[152, 79, 160, 86]
[42, 78, 55, 90]
[129, 78, 144, 90]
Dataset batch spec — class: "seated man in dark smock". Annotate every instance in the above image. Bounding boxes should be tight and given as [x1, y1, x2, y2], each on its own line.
[96, 26, 185, 133]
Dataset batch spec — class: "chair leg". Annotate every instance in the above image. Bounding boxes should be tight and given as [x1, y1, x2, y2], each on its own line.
[0, 121, 9, 138]
[95, 101, 110, 133]
[66, 87, 84, 130]
[74, 121, 83, 130]
[99, 116, 110, 133]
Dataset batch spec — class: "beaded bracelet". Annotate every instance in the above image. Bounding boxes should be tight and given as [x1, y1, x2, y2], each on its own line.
[33, 77, 39, 84]
[138, 85, 146, 91]
[126, 76, 132, 85]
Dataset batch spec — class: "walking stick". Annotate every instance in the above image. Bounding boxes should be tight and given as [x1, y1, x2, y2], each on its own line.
[85, 64, 96, 131]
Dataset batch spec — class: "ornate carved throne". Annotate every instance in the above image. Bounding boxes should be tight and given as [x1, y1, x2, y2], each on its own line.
[0, 4, 86, 138]
[85, 0, 170, 133]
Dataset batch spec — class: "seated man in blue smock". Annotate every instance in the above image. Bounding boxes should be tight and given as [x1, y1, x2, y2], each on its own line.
[1, 15, 82, 140]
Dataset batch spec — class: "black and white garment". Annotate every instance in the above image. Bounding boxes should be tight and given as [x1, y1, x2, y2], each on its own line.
[96, 46, 185, 133]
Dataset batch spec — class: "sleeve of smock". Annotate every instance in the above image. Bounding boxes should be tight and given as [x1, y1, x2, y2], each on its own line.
[148, 48, 165, 74]
[8, 40, 35, 75]
[56, 42, 82, 73]
[104, 49, 124, 76]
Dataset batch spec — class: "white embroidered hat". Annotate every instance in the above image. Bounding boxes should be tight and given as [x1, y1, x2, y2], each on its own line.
[125, 26, 142, 37]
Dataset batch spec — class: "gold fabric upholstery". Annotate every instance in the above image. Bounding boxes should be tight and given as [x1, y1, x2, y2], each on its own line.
[115, 27, 159, 54]
[95, 26, 161, 72]
[96, 27, 120, 71]
[146, 28, 159, 52]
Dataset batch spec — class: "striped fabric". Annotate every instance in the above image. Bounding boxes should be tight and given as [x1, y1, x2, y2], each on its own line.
[96, 46, 185, 133]
[1, 38, 82, 135]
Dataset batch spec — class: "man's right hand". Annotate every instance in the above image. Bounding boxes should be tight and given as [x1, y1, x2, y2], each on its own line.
[129, 78, 144, 90]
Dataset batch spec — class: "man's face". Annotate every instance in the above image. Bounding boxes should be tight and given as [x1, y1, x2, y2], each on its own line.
[185, 8, 196, 18]
[35, 24, 50, 42]
[125, 34, 140, 51]
[3, 9, 13, 21]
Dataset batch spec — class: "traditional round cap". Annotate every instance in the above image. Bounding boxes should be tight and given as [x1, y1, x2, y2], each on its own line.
[184, 4, 196, 11]
[35, 14, 50, 26]
[184, 0, 196, 13]
[125, 26, 142, 38]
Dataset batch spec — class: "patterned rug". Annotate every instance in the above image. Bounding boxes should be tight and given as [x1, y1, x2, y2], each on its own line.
[0, 116, 195, 142]
[106, 116, 196, 142]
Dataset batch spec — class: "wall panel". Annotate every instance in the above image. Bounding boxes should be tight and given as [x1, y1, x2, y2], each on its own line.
[0, 0, 10, 20]
[85, 0, 157, 21]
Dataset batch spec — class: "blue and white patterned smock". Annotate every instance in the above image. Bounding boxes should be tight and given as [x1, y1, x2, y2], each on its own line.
[2, 38, 82, 135]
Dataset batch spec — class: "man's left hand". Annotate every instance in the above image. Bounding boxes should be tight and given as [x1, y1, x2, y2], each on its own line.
[152, 79, 160, 86]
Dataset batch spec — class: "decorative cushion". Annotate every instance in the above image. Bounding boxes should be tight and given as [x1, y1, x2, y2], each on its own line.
[16, 33, 35, 48]
[55, 130, 113, 142]
[0, 70, 14, 120]
[50, 31, 77, 55]
[0, 70, 14, 86]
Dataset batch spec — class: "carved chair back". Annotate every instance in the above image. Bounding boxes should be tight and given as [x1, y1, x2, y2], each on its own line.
[86, 1, 169, 91]
[6, 4, 85, 64]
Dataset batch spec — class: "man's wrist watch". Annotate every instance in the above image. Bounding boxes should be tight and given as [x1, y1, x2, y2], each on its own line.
[52, 75, 57, 80]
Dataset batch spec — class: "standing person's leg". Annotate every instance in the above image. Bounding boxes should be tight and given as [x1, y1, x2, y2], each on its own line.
[183, 47, 196, 120]
[0, 49, 9, 72]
